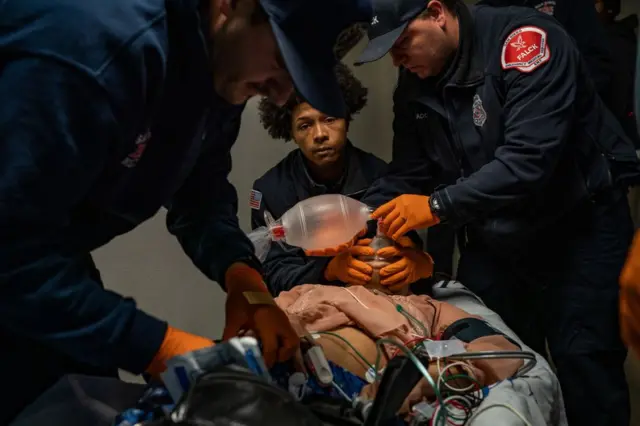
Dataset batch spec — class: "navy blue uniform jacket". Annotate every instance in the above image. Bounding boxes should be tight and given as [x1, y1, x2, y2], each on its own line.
[361, 4, 640, 248]
[0, 0, 259, 408]
[477, 0, 613, 99]
[251, 143, 387, 295]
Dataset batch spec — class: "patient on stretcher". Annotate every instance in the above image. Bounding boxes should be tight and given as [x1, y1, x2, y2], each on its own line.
[273, 252, 525, 414]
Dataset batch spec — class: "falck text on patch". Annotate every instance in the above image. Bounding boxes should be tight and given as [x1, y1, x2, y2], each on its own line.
[501, 26, 551, 73]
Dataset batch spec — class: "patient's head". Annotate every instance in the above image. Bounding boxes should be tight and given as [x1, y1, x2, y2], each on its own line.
[258, 63, 368, 181]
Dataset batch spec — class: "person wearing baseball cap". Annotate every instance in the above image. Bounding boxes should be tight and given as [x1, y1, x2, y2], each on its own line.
[0, 0, 370, 421]
[349, 0, 639, 424]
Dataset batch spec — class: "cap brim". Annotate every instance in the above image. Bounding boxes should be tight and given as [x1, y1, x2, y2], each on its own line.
[354, 24, 408, 66]
[270, 20, 345, 118]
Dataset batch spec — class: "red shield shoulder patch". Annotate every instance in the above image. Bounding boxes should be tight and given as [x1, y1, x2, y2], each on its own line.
[501, 26, 551, 73]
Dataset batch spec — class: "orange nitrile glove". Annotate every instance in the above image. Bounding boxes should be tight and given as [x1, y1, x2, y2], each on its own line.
[371, 195, 440, 241]
[324, 239, 376, 286]
[146, 326, 214, 378]
[304, 227, 368, 257]
[222, 263, 299, 367]
[620, 230, 640, 353]
[376, 236, 434, 292]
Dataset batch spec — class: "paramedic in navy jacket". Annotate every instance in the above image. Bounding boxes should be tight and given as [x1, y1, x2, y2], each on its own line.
[477, 0, 614, 102]
[0, 0, 370, 421]
[251, 64, 387, 294]
[352, 0, 640, 424]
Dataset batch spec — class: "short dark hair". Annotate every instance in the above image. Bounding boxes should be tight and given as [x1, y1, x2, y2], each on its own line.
[419, 0, 457, 17]
[230, 0, 269, 24]
[439, 0, 457, 10]
[258, 63, 368, 141]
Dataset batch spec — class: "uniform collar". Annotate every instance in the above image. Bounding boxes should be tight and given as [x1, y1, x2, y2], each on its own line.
[293, 141, 371, 196]
[444, 3, 485, 87]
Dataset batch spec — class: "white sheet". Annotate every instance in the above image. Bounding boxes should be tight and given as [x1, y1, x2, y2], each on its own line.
[432, 280, 568, 426]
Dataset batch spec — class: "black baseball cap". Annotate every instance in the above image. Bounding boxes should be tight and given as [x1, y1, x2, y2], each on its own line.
[260, 0, 372, 118]
[354, 0, 426, 65]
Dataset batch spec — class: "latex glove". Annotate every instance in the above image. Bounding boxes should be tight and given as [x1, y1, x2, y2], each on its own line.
[304, 227, 368, 257]
[146, 326, 214, 378]
[375, 236, 434, 292]
[371, 195, 439, 240]
[620, 230, 640, 353]
[222, 263, 299, 367]
[324, 239, 376, 285]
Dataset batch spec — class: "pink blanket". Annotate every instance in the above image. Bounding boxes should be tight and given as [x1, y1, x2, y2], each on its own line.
[275, 284, 474, 343]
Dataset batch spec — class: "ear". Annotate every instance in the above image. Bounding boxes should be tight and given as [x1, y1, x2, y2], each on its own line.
[428, 0, 447, 24]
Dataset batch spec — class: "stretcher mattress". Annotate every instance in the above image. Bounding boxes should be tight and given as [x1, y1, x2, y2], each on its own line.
[432, 280, 568, 426]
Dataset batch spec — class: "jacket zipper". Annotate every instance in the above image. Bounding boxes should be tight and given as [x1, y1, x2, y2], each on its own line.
[443, 89, 466, 178]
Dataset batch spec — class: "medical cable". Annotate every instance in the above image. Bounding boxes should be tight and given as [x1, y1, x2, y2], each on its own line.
[445, 350, 537, 377]
[440, 374, 483, 405]
[331, 380, 353, 402]
[389, 336, 431, 359]
[436, 360, 476, 393]
[374, 337, 446, 409]
[440, 374, 483, 406]
[396, 304, 430, 337]
[315, 331, 374, 370]
[430, 374, 484, 425]
[431, 395, 474, 426]
[466, 402, 533, 426]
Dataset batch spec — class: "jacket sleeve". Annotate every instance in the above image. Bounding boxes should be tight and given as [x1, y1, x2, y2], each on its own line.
[0, 58, 167, 374]
[433, 20, 578, 225]
[250, 181, 331, 296]
[360, 83, 433, 208]
[166, 109, 261, 290]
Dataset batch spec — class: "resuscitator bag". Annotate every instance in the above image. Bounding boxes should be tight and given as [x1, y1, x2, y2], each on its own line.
[357, 220, 402, 293]
[248, 194, 374, 262]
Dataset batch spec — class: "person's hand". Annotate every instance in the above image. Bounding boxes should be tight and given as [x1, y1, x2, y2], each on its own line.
[324, 239, 375, 285]
[620, 231, 640, 353]
[371, 195, 439, 240]
[222, 263, 299, 367]
[304, 227, 368, 257]
[375, 236, 434, 292]
[146, 326, 214, 378]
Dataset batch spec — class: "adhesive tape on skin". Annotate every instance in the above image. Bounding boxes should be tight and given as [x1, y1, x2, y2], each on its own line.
[365, 367, 376, 384]
[243, 291, 275, 305]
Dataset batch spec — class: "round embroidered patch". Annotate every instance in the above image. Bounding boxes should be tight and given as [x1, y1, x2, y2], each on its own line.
[501, 26, 551, 73]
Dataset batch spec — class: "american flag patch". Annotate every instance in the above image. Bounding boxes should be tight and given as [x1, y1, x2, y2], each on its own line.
[249, 189, 263, 210]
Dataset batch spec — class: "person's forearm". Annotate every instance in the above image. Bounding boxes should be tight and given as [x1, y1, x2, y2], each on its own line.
[167, 206, 261, 289]
[0, 252, 167, 374]
[263, 246, 332, 295]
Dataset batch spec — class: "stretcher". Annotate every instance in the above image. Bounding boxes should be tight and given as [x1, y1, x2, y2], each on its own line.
[432, 280, 568, 426]
[10, 281, 567, 426]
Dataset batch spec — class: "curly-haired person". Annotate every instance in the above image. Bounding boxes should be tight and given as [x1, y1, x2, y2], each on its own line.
[249, 63, 431, 296]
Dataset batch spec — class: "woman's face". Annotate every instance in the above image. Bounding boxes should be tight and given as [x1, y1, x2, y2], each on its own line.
[291, 103, 348, 168]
